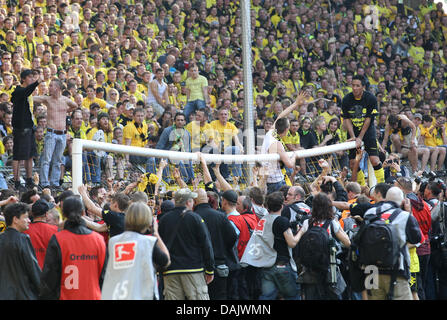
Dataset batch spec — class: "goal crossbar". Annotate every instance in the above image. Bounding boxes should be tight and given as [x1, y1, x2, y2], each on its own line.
[72, 138, 357, 193]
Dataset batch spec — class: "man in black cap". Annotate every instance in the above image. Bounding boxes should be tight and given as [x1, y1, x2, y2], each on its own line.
[194, 188, 238, 300]
[221, 189, 257, 300]
[23, 199, 58, 269]
[11, 69, 42, 190]
[159, 199, 174, 219]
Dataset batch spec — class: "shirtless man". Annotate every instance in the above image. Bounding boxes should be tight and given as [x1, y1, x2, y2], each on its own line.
[34, 78, 78, 190]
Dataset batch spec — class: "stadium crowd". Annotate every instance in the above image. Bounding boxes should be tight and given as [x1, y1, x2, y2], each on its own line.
[0, 0, 447, 300]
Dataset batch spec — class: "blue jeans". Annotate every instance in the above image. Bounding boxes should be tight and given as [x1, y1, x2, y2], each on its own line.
[259, 264, 301, 300]
[266, 180, 286, 194]
[129, 155, 157, 174]
[184, 99, 206, 122]
[163, 159, 194, 183]
[87, 152, 107, 184]
[219, 146, 242, 180]
[64, 152, 91, 183]
[40, 132, 66, 187]
[0, 172, 7, 189]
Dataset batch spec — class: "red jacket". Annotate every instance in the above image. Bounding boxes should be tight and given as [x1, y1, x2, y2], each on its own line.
[55, 230, 106, 300]
[24, 221, 58, 269]
[228, 213, 258, 260]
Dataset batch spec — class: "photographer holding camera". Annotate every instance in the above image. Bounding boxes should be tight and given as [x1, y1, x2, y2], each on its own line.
[282, 185, 311, 234]
[384, 153, 411, 184]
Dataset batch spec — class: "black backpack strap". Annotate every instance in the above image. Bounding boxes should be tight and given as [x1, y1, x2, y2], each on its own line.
[384, 207, 402, 300]
[241, 215, 253, 234]
[322, 219, 331, 229]
[386, 208, 402, 223]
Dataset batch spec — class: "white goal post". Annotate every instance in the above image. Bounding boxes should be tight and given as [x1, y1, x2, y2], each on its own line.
[71, 138, 358, 193]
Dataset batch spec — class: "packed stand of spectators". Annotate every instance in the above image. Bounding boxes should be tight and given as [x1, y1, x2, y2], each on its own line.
[1, 0, 447, 300]
[0, 0, 444, 193]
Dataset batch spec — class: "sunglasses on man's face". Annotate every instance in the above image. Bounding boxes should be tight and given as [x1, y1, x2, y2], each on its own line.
[386, 159, 399, 164]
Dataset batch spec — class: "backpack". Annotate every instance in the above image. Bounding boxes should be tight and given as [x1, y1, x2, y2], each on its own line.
[298, 219, 333, 273]
[355, 207, 402, 269]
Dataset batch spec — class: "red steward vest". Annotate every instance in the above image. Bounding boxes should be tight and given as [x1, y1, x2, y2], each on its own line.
[24, 221, 58, 269]
[228, 213, 258, 260]
[55, 230, 106, 300]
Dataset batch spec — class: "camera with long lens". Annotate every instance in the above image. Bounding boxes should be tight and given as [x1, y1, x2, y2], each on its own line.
[415, 171, 447, 189]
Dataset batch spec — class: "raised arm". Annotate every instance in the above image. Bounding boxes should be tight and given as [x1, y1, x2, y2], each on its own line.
[154, 159, 168, 196]
[32, 95, 48, 105]
[81, 216, 108, 232]
[78, 184, 103, 218]
[173, 167, 188, 189]
[211, 163, 233, 192]
[196, 152, 212, 185]
[273, 91, 308, 126]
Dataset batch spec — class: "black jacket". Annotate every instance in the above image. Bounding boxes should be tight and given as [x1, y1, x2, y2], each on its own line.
[0, 228, 41, 299]
[158, 206, 215, 276]
[11, 81, 39, 130]
[194, 203, 238, 269]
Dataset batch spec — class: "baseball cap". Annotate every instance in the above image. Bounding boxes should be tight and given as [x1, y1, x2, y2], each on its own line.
[222, 190, 238, 204]
[31, 199, 54, 217]
[160, 200, 175, 214]
[174, 188, 198, 204]
[414, 113, 422, 120]
[126, 103, 135, 110]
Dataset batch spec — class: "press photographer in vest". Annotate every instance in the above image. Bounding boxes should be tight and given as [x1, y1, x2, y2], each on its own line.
[221, 190, 257, 300]
[241, 191, 302, 300]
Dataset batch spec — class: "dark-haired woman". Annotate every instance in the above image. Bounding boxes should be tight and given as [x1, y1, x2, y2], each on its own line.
[296, 193, 350, 300]
[39, 196, 107, 300]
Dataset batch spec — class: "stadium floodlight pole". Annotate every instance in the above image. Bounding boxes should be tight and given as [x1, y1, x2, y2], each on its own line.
[241, 0, 255, 184]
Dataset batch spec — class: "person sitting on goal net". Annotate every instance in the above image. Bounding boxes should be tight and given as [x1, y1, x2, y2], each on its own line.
[341, 75, 384, 184]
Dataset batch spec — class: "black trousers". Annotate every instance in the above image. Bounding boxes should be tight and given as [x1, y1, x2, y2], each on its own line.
[208, 274, 228, 300]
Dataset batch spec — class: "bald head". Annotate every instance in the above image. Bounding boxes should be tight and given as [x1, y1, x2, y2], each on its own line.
[195, 188, 208, 204]
[386, 186, 404, 207]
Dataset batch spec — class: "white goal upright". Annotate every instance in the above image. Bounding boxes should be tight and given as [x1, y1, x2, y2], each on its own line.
[71, 138, 359, 193]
